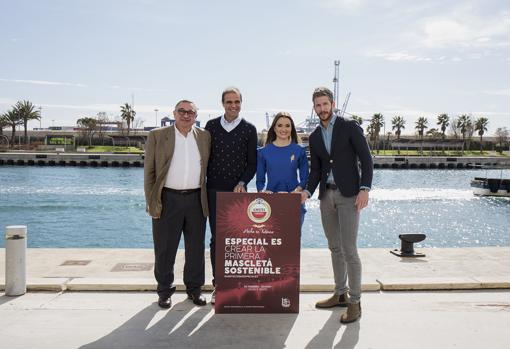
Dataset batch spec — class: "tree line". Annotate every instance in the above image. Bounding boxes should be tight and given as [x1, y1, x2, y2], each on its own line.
[0, 101, 137, 147]
[77, 103, 136, 146]
[351, 113, 508, 154]
[0, 100, 40, 148]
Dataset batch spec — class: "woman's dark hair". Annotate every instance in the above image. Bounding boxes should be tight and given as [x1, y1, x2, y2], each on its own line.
[265, 112, 299, 145]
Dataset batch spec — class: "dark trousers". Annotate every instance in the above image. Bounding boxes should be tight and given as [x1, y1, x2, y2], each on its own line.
[207, 188, 224, 286]
[152, 190, 206, 297]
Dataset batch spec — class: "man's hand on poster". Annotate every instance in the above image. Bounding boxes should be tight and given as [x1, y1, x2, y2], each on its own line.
[300, 191, 309, 204]
[234, 184, 246, 193]
[292, 186, 303, 193]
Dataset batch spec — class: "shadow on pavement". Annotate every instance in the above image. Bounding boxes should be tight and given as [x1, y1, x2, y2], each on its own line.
[0, 294, 20, 306]
[80, 298, 298, 349]
[305, 309, 360, 349]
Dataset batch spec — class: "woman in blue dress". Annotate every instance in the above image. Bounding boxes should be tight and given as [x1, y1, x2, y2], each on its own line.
[256, 112, 309, 225]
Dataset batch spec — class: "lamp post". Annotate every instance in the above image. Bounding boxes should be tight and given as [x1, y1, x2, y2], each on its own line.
[154, 109, 159, 128]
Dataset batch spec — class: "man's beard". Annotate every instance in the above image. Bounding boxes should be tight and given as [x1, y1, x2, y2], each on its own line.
[319, 111, 332, 120]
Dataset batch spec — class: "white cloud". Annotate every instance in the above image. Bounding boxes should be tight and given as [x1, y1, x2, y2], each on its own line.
[0, 78, 174, 94]
[372, 51, 418, 61]
[0, 78, 86, 88]
[482, 89, 510, 97]
[320, 0, 364, 11]
[421, 18, 469, 48]
[366, 50, 439, 62]
[417, 10, 510, 49]
[0, 97, 17, 105]
[40, 103, 172, 113]
[368, 4, 510, 62]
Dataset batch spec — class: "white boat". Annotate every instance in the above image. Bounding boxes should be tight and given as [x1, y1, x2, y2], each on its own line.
[471, 176, 510, 197]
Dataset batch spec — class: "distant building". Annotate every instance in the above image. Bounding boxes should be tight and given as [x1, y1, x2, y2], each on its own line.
[160, 117, 200, 128]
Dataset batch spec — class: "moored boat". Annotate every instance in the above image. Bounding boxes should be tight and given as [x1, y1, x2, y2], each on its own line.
[471, 176, 510, 197]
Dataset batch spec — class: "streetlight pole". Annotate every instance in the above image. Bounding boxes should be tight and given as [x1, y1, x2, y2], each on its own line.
[154, 109, 159, 128]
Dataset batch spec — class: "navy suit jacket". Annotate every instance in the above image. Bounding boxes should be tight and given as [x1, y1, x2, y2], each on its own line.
[305, 116, 373, 199]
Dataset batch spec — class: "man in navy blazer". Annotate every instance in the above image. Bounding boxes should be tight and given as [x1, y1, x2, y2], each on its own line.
[302, 87, 373, 323]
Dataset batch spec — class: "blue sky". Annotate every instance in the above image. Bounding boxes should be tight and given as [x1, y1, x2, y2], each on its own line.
[1, 0, 509, 135]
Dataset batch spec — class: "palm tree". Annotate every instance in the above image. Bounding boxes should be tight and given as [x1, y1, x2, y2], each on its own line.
[436, 113, 449, 140]
[366, 123, 374, 145]
[14, 100, 40, 144]
[351, 115, 363, 126]
[2, 109, 23, 147]
[369, 113, 384, 153]
[120, 103, 136, 135]
[474, 117, 489, 154]
[415, 117, 428, 154]
[457, 114, 472, 153]
[391, 115, 405, 141]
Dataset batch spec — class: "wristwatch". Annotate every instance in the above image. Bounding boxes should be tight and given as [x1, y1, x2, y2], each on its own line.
[359, 187, 370, 192]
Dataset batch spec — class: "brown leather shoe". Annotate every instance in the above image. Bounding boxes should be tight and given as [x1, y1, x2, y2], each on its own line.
[340, 302, 361, 323]
[315, 293, 348, 308]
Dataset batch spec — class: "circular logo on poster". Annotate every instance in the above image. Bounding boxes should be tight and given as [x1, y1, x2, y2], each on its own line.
[247, 198, 271, 223]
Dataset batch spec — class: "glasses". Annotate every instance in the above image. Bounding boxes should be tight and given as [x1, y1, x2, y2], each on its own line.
[176, 108, 196, 117]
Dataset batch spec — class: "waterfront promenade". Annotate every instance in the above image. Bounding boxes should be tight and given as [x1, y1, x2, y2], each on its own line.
[1, 248, 510, 348]
[1, 248, 509, 292]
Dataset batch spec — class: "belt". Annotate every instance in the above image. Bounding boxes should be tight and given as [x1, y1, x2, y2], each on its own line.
[325, 183, 338, 190]
[162, 187, 200, 195]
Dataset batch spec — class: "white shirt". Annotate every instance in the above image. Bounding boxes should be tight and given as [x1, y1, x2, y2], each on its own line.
[220, 114, 242, 132]
[164, 126, 201, 190]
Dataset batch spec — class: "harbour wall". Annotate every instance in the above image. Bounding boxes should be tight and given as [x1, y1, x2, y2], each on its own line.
[372, 155, 510, 169]
[0, 152, 509, 168]
[0, 152, 144, 167]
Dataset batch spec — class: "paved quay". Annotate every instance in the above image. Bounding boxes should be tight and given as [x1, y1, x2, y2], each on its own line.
[1, 291, 509, 348]
[1, 247, 510, 291]
[1, 248, 510, 348]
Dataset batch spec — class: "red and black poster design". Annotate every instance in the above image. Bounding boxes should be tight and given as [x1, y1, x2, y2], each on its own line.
[215, 192, 301, 313]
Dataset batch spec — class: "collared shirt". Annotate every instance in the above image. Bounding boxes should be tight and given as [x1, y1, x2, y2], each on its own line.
[320, 113, 338, 184]
[220, 114, 242, 132]
[164, 126, 201, 190]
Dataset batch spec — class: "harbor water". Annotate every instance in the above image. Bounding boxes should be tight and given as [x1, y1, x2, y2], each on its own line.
[0, 166, 509, 249]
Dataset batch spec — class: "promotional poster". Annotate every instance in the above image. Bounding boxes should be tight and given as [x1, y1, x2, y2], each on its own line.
[215, 192, 301, 313]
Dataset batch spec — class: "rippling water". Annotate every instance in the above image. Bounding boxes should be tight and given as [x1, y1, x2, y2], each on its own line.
[0, 166, 509, 248]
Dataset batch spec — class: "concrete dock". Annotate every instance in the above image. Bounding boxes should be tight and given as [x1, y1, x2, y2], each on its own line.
[1, 248, 510, 348]
[1, 248, 509, 292]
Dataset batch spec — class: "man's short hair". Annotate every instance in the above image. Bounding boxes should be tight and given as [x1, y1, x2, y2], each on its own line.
[174, 99, 197, 111]
[312, 87, 334, 103]
[221, 87, 243, 103]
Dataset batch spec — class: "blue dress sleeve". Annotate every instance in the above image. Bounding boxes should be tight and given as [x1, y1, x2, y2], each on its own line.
[256, 148, 266, 192]
[298, 146, 309, 189]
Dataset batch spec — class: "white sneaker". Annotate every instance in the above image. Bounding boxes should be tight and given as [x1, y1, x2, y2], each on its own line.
[211, 289, 216, 304]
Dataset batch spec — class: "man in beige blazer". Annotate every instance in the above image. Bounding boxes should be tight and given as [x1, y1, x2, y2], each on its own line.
[144, 99, 211, 308]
